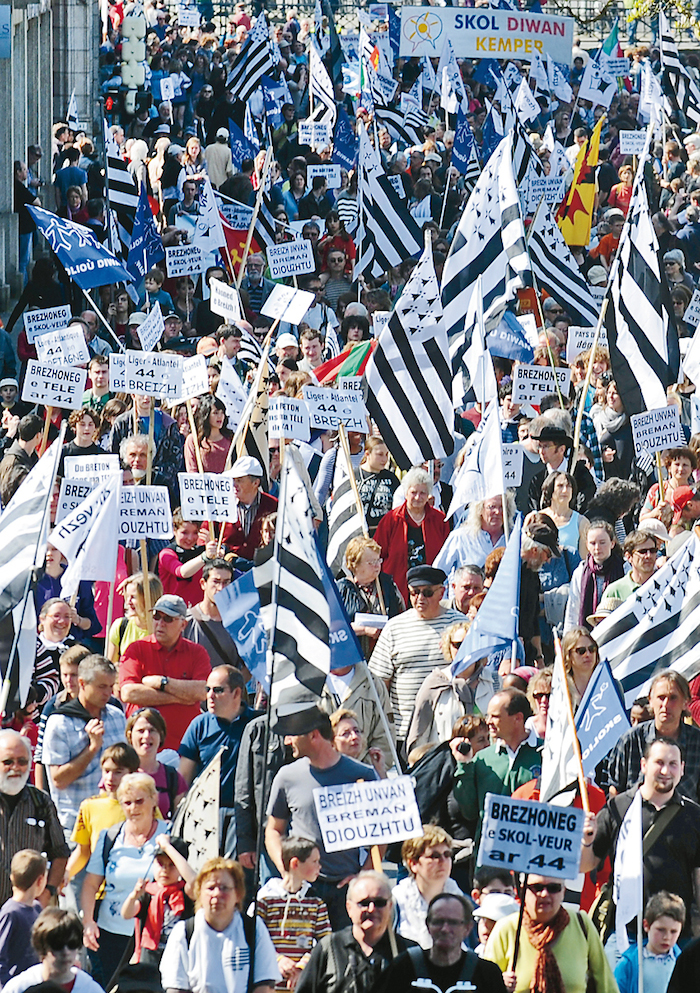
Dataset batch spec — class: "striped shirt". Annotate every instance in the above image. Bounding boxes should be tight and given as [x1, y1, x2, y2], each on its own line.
[369, 608, 463, 738]
[254, 879, 331, 989]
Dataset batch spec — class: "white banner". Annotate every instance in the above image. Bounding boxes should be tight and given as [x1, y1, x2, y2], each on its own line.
[176, 354, 210, 403]
[261, 285, 315, 325]
[302, 385, 367, 430]
[56, 478, 94, 523]
[630, 405, 683, 456]
[136, 302, 165, 353]
[565, 326, 608, 364]
[64, 454, 121, 480]
[307, 164, 342, 189]
[24, 305, 73, 344]
[119, 485, 173, 538]
[124, 351, 183, 400]
[210, 279, 242, 323]
[313, 776, 422, 852]
[299, 122, 332, 146]
[22, 362, 87, 409]
[618, 130, 646, 155]
[109, 352, 125, 392]
[35, 327, 90, 368]
[502, 444, 524, 487]
[178, 472, 237, 521]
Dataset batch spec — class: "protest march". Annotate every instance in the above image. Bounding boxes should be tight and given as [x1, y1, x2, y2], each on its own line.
[9, 1, 700, 992]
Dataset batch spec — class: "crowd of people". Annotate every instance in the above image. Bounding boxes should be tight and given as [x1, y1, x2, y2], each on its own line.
[7, 2, 700, 993]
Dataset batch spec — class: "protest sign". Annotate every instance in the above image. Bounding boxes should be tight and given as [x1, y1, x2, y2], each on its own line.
[313, 775, 422, 852]
[618, 130, 646, 155]
[372, 311, 391, 337]
[219, 202, 254, 228]
[119, 486, 173, 538]
[166, 244, 205, 278]
[266, 240, 316, 280]
[261, 285, 315, 325]
[178, 473, 237, 521]
[399, 8, 574, 64]
[526, 175, 565, 210]
[35, 327, 90, 368]
[337, 376, 365, 393]
[56, 479, 94, 523]
[176, 354, 210, 403]
[109, 352, 125, 392]
[502, 444, 524, 487]
[478, 793, 585, 878]
[630, 405, 683, 456]
[589, 284, 606, 303]
[684, 288, 700, 328]
[22, 362, 87, 409]
[388, 174, 406, 198]
[24, 305, 73, 344]
[302, 385, 367, 430]
[178, 6, 200, 25]
[268, 396, 311, 441]
[298, 121, 332, 146]
[135, 302, 165, 353]
[160, 77, 175, 101]
[210, 278, 242, 322]
[602, 57, 631, 77]
[64, 455, 120, 480]
[565, 326, 608, 363]
[216, 358, 248, 429]
[307, 164, 342, 189]
[512, 364, 571, 404]
[124, 351, 183, 400]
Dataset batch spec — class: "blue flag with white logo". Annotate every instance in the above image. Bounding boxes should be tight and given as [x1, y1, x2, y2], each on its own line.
[28, 205, 132, 289]
[387, 4, 401, 60]
[451, 106, 476, 174]
[473, 58, 501, 85]
[575, 659, 630, 777]
[126, 183, 164, 285]
[480, 105, 503, 163]
[216, 569, 269, 691]
[333, 106, 358, 171]
[228, 119, 258, 171]
[486, 311, 535, 363]
[315, 534, 365, 670]
[261, 74, 286, 130]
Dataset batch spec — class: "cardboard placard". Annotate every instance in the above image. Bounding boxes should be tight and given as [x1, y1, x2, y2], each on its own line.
[178, 6, 200, 25]
[266, 240, 316, 280]
[502, 444, 524, 487]
[618, 130, 646, 155]
[298, 122, 332, 147]
[268, 396, 311, 441]
[337, 376, 364, 393]
[302, 385, 367, 430]
[124, 351, 183, 399]
[22, 361, 87, 410]
[178, 472, 237, 521]
[589, 284, 606, 303]
[219, 202, 254, 229]
[683, 288, 700, 328]
[24, 305, 73, 344]
[176, 354, 210, 403]
[56, 479, 94, 523]
[565, 325, 608, 364]
[64, 454, 121, 480]
[601, 57, 631, 77]
[136, 302, 165, 353]
[119, 485, 173, 538]
[166, 244, 205, 278]
[210, 278, 242, 323]
[35, 327, 90, 368]
[477, 793, 584, 879]
[109, 352, 125, 392]
[313, 775, 422, 852]
[160, 77, 175, 102]
[307, 164, 343, 189]
[512, 364, 571, 404]
[372, 311, 391, 337]
[261, 285, 315, 325]
[526, 175, 565, 210]
[388, 174, 406, 198]
[630, 405, 683, 456]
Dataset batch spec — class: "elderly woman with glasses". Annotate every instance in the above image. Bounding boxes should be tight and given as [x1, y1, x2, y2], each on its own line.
[485, 875, 616, 993]
[336, 536, 404, 659]
[393, 825, 464, 949]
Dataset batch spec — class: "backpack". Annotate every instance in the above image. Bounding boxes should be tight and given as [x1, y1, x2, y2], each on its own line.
[184, 912, 257, 993]
[407, 946, 478, 987]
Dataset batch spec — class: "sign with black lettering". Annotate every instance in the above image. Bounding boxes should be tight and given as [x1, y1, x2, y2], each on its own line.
[176, 354, 210, 403]
[109, 352, 125, 392]
[210, 278, 242, 322]
[24, 305, 73, 344]
[35, 326, 90, 368]
[478, 793, 584, 878]
[178, 473, 236, 521]
[565, 326, 608, 364]
[64, 455, 121, 481]
[22, 361, 87, 409]
[302, 385, 367, 431]
[502, 444, 524, 487]
[314, 775, 422, 852]
[119, 486, 173, 538]
[512, 363, 571, 405]
[269, 397, 311, 441]
[261, 284, 315, 325]
[166, 244, 205, 277]
[630, 405, 683, 456]
[56, 478, 94, 523]
[266, 240, 316, 280]
[307, 164, 342, 189]
[124, 351, 183, 399]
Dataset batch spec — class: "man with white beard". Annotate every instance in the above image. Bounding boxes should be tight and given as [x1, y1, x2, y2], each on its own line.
[0, 730, 69, 905]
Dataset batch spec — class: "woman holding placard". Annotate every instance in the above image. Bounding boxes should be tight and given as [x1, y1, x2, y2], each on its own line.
[639, 446, 696, 520]
[184, 395, 232, 474]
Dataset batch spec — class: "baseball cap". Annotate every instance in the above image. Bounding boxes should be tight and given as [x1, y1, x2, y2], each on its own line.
[216, 127, 229, 139]
[228, 455, 263, 478]
[473, 894, 520, 922]
[587, 265, 607, 286]
[637, 519, 671, 544]
[196, 336, 218, 356]
[128, 312, 148, 326]
[153, 594, 188, 618]
[276, 332, 299, 350]
[671, 485, 700, 523]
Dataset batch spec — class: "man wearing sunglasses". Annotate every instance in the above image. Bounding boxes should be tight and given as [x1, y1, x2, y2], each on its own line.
[598, 530, 661, 612]
[120, 594, 210, 752]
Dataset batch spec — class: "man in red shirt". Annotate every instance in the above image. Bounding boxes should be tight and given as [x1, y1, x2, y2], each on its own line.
[120, 594, 210, 750]
[199, 456, 277, 562]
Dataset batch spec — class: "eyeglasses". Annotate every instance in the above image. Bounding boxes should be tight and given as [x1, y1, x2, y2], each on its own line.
[451, 640, 464, 649]
[634, 547, 657, 556]
[355, 897, 389, 908]
[153, 611, 179, 623]
[408, 588, 440, 599]
[526, 882, 563, 894]
[422, 850, 453, 861]
[533, 692, 551, 701]
[47, 939, 82, 951]
[573, 645, 597, 656]
[206, 685, 228, 694]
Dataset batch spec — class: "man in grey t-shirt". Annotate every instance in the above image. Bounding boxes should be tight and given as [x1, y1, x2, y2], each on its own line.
[265, 706, 378, 929]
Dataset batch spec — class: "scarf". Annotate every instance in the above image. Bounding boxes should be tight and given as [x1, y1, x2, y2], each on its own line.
[524, 907, 569, 993]
[578, 549, 625, 626]
[141, 881, 187, 950]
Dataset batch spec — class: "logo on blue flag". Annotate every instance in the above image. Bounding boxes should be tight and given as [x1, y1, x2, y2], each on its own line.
[261, 74, 286, 130]
[228, 119, 258, 171]
[126, 183, 164, 284]
[216, 569, 269, 690]
[28, 205, 132, 290]
[333, 107, 358, 171]
[575, 659, 630, 777]
[451, 107, 476, 175]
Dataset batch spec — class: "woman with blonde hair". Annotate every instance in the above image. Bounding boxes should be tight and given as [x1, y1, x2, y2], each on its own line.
[336, 535, 404, 658]
[393, 825, 464, 948]
[107, 572, 163, 664]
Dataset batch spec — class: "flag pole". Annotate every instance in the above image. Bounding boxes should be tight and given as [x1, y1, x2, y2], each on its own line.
[553, 632, 590, 813]
[510, 872, 530, 975]
[140, 401, 156, 634]
[570, 299, 609, 470]
[186, 399, 215, 541]
[236, 147, 273, 291]
[81, 287, 125, 353]
[38, 406, 53, 456]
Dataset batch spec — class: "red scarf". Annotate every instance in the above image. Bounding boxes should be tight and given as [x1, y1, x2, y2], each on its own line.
[140, 881, 187, 951]
[524, 907, 569, 993]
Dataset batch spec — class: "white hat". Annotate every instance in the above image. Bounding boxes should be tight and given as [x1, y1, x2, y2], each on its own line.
[216, 127, 229, 139]
[472, 894, 520, 922]
[228, 455, 263, 478]
[276, 332, 299, 350]
[128, 311, 148, 325]
[637, 518, 671, 544]
[587, 265, 608, 286]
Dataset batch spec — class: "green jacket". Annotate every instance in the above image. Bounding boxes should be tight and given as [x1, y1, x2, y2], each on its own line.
[453, 740, 542, 849]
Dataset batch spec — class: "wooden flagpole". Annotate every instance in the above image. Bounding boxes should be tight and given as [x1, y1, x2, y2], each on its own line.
[236, 147, 273, 291]
[553, 632, 590, 813]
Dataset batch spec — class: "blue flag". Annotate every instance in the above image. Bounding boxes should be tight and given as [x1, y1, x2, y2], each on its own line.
[473, 58, 501, 85]
[451, 107, 476, 174]
[486, 311, 535, 363]
[333, 106, 358, 171]
[315, 534, 366, 670]
[451, 516, 522, 678]
[480, 105, 503, 163]
[126, 183, 164, 285]
[216, 569, 269, 691]
[387, 4, 401, 61]
[244, 103, 261, 152]
[28, 205, 132, 290]
[228, 119, 258, 170]
[261, 74, 286, 130]
[575, 659, 630, 778]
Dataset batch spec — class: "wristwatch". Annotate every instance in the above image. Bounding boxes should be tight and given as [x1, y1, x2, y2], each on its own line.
[160, 676, 169, 692]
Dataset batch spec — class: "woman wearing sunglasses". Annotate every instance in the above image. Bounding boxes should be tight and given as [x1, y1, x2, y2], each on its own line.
[485, 874, 616, 993]
[394, 825, 464, 949]
[561, 627, 602, 711]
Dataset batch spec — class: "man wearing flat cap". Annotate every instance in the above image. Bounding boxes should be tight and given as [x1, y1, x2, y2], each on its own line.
[265, 706, 378, 931]
[527, 412, 596, 513]
[369, 566, 462, 756]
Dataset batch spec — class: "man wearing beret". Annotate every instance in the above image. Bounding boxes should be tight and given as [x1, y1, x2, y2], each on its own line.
[369, 566, 462, 756]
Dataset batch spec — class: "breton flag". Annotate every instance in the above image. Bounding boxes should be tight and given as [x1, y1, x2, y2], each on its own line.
[593, 531, 700, 708]
[0, 431, 64, 710]
[528, 200, 600, 327]
[171, 750, 221, 870]
[441, 131, 531, 398]
[48, 475, 121, 599]
[660, 9, 700, 129]
[613, 790, 643, 952]
[66, 90, 80, 132]
[104, 121, 138, 248]
[446, 400, 503, 518]
[253, 446, 331, 716]
[540, 648, 579, 802]
[326, 443, 366, 578]
[364, 241, 454, 471]
[374, 105, 423, 148]
[605, 182, 680, 416]
[227, 12, 275, 103]
[309, 42, 337, 127]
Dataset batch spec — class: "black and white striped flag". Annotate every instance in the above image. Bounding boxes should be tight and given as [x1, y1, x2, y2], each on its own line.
[365, 242, 454, 470]
[594, 532, 700, 708]
[104, 121, 138, 248]
[441, 131, 531, 398]
[660, 10, 700, 129]
[463, 144, 481, 197]
[374, 106, 423, 148]
[326, 444, 366, 577]
[253, 447, 330, 714]
[309, 42, 336, 127]
[227, 12, 275, 103]
[605, 183, 680, 416]
[529, 200, 600, 327]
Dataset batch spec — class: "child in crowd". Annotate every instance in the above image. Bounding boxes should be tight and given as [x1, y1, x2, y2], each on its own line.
[157, 509, 216, 606]
[121, 835, 195, 966]
[472, 894, 519, 957]
[0, 850, 47, 985]
[630, 696, 653, 725]
[140, 268, 174, 312]
[253, 837, 331, 990]
[614, 891, 684, 993]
